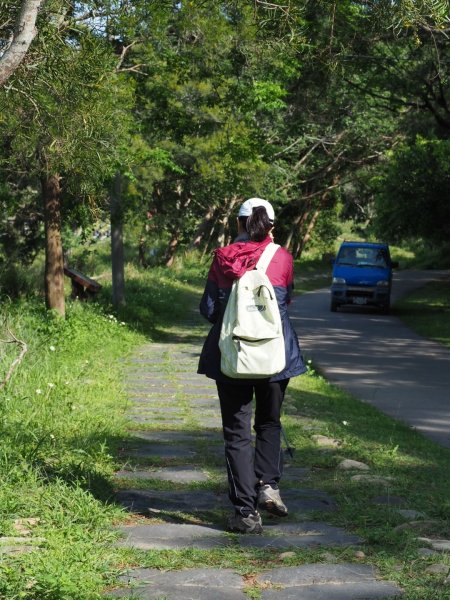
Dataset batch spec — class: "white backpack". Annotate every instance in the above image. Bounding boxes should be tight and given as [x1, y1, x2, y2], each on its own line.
[219, 242, 286, 379]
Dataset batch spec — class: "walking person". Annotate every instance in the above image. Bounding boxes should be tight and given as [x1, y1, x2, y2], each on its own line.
[198, 198, 306, 533]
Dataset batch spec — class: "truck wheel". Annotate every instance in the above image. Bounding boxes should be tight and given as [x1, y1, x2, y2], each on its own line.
[381, 303, 390, 315]
[330, 301, 338, 312]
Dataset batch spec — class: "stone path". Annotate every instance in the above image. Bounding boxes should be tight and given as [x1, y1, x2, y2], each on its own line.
[108, 322, 404, 598]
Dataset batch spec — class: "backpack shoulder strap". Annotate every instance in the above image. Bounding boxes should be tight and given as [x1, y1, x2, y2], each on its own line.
[255, 242, 280, 273]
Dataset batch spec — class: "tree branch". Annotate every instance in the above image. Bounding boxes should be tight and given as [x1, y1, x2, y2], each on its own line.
[0, 0, 44, 87]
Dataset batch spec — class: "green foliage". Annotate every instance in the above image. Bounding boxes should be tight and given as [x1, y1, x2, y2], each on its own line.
[373, 137, 450, 245]
[0, 2, 137, 290]
[126, 1, 305, 256]
[0, 181, 42, 269]
[0, 24, 135, 189]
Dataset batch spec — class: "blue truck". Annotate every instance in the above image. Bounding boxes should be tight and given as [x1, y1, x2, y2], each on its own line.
[330, 241, 398, 314]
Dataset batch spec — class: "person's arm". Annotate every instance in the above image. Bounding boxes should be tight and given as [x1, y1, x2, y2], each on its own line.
[199, 262, 221, 323]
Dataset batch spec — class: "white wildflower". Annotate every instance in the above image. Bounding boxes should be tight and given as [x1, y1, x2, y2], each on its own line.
[49, 345, 56, 351]
[342, 420, 349, 426]
[36, 389, 42, 395]
[48, 383, 55, 388]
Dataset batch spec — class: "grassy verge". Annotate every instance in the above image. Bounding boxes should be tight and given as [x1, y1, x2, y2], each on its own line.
[0, 245, 211, 598]
[395, 279, 450, 348]
[294, 253, 332, 293]
[0, 299, 145, 598]
[285, 368, 450, 599]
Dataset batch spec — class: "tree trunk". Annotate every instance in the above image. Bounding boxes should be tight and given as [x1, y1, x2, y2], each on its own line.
[163, 189, 191, 266]
[284, 212, 308, 252]
[191, 207, 215, 248]
[164, 230, 180, 267]
[294, 208, 321, 259]
[42, 174, 65, 317]
[0, 0, 44, 87]
[138, 232, 148, 268]
[217, 196, 239, 247]
[110, 172, 126, 307]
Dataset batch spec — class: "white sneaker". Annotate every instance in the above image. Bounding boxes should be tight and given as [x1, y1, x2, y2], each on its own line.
[257, 484, 288, 517]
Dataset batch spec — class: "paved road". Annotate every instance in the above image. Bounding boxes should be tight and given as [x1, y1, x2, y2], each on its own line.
[289, 270, 450, 449]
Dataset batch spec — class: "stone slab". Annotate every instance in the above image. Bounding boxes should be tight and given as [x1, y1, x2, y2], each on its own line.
[115, 467, 209, 483]
[239, 521, 361, 549]
[111, 577, 246, 598]
[129, 358, 168, 364]
[125, 397, 170, 404]
[115, 489, 227, 514]
[279, 489, 337, 513]
[188, 399, 218, 406]
[127, 382, 181, 388]
[195, 418, 223, 429]
[338, 459, 370, 471]
[116, 524, 231, 550]
[282, 467, 311, 483]
[397, 509, 426, 520]
[128, 413, 187, 421]
[128, 406, 183, 413]
[417, 537, 450, 552]
[126, 392, 180, 399]
[122, 445, 197, 459]
[117, 567, 243, 587]
[257, 563, 381, 584]
[261, 581, 403, 599]
[179, 374, 213, 382]
[180, 389, 218, 396]
[129, 430, 221, 443]
[127, 416, 186, 425]
[125, 374, 173, 381]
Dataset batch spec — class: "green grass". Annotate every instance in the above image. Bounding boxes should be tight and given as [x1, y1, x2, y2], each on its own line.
[395, 279, 450, 348]
[284, 369, 450, 599]
[0, 299, 145, 598]
[1, 242, 450, 599]
[294, 252, 332, 293]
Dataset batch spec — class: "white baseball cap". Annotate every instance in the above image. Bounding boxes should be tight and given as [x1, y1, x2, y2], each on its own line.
[238, 197, 275, 222]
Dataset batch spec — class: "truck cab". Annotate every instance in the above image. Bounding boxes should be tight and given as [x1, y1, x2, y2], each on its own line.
[330, 241, 398, 314]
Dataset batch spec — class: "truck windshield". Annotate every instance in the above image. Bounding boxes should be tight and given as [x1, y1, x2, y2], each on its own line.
[337, 247, 388, 268]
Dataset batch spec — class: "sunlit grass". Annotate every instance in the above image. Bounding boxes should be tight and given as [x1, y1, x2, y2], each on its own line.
[396, 280, 450, 348]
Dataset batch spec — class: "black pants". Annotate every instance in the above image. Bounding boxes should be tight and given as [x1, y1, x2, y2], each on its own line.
[216, 379, 289, 516]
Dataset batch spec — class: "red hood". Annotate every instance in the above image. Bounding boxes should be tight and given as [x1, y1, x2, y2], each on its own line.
[214, 237, 272, 279]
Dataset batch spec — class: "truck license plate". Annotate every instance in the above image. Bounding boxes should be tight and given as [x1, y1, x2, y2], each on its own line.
[353, 297, 367, 305]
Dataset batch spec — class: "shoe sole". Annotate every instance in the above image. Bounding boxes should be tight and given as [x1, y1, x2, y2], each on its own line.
[258, 499, 288, 517]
